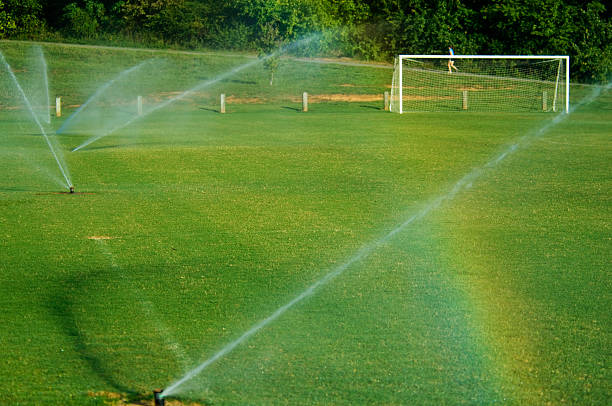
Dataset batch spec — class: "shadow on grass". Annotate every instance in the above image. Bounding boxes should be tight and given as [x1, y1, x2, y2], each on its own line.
[16, 132, 48, 137]
[45, 270, 138, 396]
[359, 104, 382, 110]
[0, 186, 36, 192]
[0, 187, 92, 194]
[198, 107, 221, 113]
[221, 78, 257, 85]
[76, 141, 162, 151]
[194, 77, 257, 86]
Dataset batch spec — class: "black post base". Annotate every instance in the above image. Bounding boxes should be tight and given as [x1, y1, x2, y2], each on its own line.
[154, 389, 165, 406]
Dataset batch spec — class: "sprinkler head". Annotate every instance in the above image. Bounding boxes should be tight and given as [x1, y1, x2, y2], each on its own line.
[69, 186, 75, 194]
[153, 389, 165, 406]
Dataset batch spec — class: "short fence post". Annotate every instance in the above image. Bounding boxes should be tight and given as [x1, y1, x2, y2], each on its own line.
[55, 97, 61, 117]
[384, 91, 390, 111]
[302, 92, 308, 112]
[542, 91, 548, 111]
[137, 96, 143, 115]
[462, 90, 468, 110]
[220, 93, 226, 114]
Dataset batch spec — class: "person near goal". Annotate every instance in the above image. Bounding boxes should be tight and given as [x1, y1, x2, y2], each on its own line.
[448, 47, 458, 73]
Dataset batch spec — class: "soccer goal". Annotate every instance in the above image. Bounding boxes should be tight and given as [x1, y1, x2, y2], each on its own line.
[390, 55, 569, 113]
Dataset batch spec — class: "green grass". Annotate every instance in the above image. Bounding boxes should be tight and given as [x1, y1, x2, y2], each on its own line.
[0, 41, 610, 405]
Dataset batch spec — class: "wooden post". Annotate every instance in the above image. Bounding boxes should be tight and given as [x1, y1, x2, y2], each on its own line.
[462, 90, 468, 110]
[55, 97, 61, 117]
[302, 92, 308, 112]
[220, 93, 226, 114]
[384, 91, 390, 111]
[542, 91, 548, 111]
[137, 96, 143, 115]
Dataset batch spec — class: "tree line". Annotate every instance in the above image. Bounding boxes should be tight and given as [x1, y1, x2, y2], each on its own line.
[1, 0, 610, 82]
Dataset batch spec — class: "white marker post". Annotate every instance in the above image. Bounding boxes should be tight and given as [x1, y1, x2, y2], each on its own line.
[220, 93, 226, 114]
[302, 92, 308, 112]
[55, 97, 61, 117]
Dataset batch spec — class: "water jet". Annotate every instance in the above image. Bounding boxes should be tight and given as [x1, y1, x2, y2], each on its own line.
[57, 58, 155, 135]
[72, 34, 320, 151]
[161, 84, 610, 398]
[0, 49, 73, 189]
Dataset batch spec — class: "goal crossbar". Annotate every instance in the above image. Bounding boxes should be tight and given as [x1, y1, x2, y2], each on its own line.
[395, 55, 570, 114]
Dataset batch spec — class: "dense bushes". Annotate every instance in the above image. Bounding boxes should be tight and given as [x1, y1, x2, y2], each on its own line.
[1, 0, 610, 82]
[1, 0, 46, 38]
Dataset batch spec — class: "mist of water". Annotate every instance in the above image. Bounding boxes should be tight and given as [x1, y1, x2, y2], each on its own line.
[0, 50, 72, 189]
[37, 46, 51, 125]
[57, 58, 156, 135]
[72, 34, 319, 152]
[161, 83, 609, 398]
[94, 239, 192, 372]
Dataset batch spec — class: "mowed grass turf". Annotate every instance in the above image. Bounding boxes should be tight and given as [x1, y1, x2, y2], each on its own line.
[0, 42, 610, 405]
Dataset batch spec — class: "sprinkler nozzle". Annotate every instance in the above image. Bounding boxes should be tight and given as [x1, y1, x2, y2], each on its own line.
[69, 186, 75, 194]
[154, 389, 165, 406]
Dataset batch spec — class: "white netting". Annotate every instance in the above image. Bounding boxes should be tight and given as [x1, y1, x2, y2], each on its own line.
[391, 56, 567, 113]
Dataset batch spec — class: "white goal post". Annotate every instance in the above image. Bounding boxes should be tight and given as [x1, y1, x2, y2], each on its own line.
[390, 55, 570, 114]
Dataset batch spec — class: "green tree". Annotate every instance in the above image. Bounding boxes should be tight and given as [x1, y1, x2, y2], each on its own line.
[258, 21, 281, 85]
[0, 1, 17, 38]
[2, 0, 609, 82]
[234, 0, 330, 83]
[481, 0, 611, 82]
[116, 0, 196, 45]
[382, 0, 482, 56]
[1, 0, 45, 37]
[63, 0, 106, 39]
[564, 1, 611, 82]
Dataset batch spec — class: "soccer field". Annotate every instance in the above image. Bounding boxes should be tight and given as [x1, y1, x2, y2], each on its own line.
[0, 42, 610, 405]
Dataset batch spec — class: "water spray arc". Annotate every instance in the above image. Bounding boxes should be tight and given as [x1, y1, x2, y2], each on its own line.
[72, 35, 319, 152]
[160, 85, 609, 399]
[70, 58, 257, 152]
[57, 58, 156, 135]
[37, 46, 52, 125]
[0, 51, 73, 190]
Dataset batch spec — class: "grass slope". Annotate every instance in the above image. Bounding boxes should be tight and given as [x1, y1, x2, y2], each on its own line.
[0, 42, 610, 405]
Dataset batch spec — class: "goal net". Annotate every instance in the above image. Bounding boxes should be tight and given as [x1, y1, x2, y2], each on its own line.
[390, 55, 569, 113]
